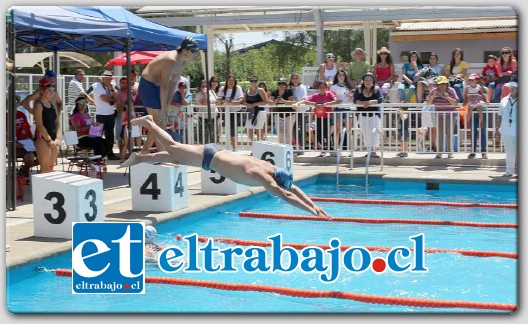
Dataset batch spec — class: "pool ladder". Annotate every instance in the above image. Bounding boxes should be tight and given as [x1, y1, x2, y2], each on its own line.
[365, 127, 384, 188]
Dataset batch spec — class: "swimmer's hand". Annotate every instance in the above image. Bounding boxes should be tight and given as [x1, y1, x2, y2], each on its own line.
[315, 206, 332, 220]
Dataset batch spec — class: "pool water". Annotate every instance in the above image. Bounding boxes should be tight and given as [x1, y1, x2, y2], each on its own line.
[6, 176, 517, 313]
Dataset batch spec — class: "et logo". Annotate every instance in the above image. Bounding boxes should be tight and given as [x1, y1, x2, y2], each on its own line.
[72, 222, 145, 294]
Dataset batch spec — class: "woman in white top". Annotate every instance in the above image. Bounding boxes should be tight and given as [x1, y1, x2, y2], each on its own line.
[289, 73, 308, 154]
[330, 69, 355, 155]
[318, 53, 338, 84]
[196, 77, 222, 143]
[217, 75, 244, 150]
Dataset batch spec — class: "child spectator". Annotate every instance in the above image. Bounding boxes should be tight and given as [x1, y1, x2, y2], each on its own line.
[481, 55, 500, 102]
[464, 74, 489, 160]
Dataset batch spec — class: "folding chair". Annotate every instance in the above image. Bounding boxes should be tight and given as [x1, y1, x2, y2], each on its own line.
[63, 130, 106, 178]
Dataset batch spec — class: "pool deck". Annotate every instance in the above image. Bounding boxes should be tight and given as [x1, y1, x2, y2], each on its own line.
[5, 151, 517, 269]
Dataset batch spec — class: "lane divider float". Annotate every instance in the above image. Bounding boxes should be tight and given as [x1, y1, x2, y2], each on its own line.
[309, 197, 517, 209]
[52, 268, 516, 312]
[239, 212, 517, 229]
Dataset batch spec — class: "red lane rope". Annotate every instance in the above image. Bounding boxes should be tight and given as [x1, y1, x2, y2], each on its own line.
[239, 212, 517, 229]
[193, 236, 517, 259]
[53, 269, 516, 311]
[309, 197, 517, 209]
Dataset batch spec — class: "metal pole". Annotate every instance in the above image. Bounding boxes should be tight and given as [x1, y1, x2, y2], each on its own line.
[204, 49, 212, 144]
[7, 13, 17, 210]
[126, 42, 132, 186]
[313, 8, 324, 65]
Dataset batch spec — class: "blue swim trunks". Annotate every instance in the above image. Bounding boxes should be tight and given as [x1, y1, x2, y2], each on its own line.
[202, 143, 221, 171]
[138, 77, 161, 110]
[273, 168, 293, 189]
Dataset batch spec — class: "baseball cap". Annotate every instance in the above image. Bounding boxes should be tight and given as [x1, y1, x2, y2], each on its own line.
[273, 168, 293, 190]
[44, 70, 57, 78]
[181, 36, 199, 53]
[508, 81, 518, 88]
[468, 73, 480, 80]
[435, 76, 449, 84]
[277, 77, 287, 85]
[39, 77, 56, 88]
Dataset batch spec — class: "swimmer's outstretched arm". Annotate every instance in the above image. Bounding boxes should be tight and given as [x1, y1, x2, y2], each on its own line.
[261, 178, 331, 219]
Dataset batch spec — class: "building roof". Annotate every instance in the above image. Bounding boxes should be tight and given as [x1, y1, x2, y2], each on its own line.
[233, 39, 306, 54]
[393, 19, 517, 32]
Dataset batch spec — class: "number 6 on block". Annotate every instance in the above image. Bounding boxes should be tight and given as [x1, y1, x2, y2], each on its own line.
[32, 171, 104, 239]
[131, 163, 189, 212]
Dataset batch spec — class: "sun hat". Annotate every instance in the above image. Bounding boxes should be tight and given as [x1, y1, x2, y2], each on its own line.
[377, 47, 390, 54]
[273, 168, 293, 189]
[468, 73, 480, 80]
[435, 75, 449, 84]
[508, 81, 518, 88]
[353, 48, 365, 55]
[145, 225, 157, 243]
[102, 70, 113, 77]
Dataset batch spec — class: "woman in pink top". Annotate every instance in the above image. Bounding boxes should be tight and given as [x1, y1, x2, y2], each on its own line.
[70, 96, 110, 159]
[492, 47, 517, 103]
[373, 47, 396, 100]
[293, 80, 338, 157]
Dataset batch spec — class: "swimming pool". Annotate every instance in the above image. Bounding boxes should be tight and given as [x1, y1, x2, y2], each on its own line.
[6, 176, 517, 313]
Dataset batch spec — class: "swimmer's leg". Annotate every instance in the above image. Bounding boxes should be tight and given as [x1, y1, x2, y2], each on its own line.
[141, 108, 166, 155]
[132, 115, 182, 151]
[118, 151, 178, 169]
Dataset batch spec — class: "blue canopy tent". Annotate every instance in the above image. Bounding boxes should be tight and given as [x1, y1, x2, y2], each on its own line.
[6, 6, 210, 210]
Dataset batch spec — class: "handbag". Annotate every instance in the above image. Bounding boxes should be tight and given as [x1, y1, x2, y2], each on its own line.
[89, 124, 103, 138]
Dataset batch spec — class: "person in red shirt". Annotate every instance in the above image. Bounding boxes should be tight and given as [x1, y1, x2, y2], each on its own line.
[293, 80, 338, 157]
[481, 55, 501, 102]
[9, 104, 36, 177]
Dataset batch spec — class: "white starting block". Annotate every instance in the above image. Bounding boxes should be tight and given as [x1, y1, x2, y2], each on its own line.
[32, 171, 104, 239]
[252, 141, 294, 174]
[201, 169, 247, 194]
[131, 163, 188, 212]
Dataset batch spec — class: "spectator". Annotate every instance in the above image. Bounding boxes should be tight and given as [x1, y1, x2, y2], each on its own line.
[117, 77, 136, 157]
[492, 47, 517, 103]
[446, 48, 469, 103]
[398, 50, 423, 103]
[70, 96, 110, 160]
[92, 70, 120, 160]
[243, 76, 269, 143]
[270, 78, 295, 146]
[330, 69, 354, 154]
[33, 77, 61, 173]
[346, 48, 370, 87]
[425, 76, 459, 159]
[463, 74, 489, 160]
[373, 47, 396, 100]
[258, 81, 271, 98]
[500, 69, 518, 99]
[497, 81, 517, 177]
[168, 81, 192, 143]
[294, 80, 338, 157]
[353, 72, 383, 158]
[68, 68, 95, 107]
[289, 73, 308, 154]
[318, 53, 338, 85]
[416, 52, 445, 103]
[196, 77, 222, 143]
[216, 75, 244, 150]
[9, 102, 36, 177]
[481, 55, 501, 103]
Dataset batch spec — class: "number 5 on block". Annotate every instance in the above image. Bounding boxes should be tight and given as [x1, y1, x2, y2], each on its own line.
[131, 163, 189, 212]
[32, 171, 104, 239]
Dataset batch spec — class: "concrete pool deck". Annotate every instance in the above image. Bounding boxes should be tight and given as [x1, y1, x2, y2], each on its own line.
[5, 151, 517, 269]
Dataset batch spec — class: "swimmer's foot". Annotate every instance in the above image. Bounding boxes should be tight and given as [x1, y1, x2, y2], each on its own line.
[117, 152, 140, 169]
[131, 115, 154, 128]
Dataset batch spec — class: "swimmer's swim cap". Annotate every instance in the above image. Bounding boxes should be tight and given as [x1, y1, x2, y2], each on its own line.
[181, 36, 199, 53]
[273, 168, 293, 190]
[145, 225, 157, 243]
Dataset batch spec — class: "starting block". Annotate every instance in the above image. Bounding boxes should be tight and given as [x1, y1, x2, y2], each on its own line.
[32, 171, 104, 239]
[131, 163, 188, 212]
[201, 169, 247, 194]
[252, 141, 294, 174]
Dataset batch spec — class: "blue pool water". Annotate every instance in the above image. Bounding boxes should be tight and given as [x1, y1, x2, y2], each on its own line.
[6, 176, 517, 313]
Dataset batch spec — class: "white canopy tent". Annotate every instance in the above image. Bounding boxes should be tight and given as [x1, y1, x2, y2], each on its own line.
[15, 51, 102, 73]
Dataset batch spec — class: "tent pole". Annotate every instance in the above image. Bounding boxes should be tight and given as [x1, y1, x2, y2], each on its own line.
[126, 42, 132, 186]
[7, 14, 17, 210]
[204, 49, 212, 144]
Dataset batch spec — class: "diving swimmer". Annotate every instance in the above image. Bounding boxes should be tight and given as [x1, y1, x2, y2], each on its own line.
[120, 115, 331, 219]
